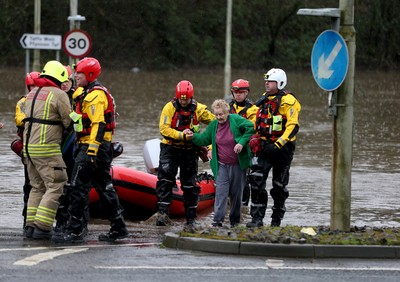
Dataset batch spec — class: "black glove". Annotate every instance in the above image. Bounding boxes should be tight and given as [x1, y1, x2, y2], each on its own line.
[263, 143, 278, 157]
[86, 154, 97, 169]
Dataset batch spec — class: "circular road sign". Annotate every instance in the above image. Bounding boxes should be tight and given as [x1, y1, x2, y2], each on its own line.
[311, 30, 349, 91]
[63, 29, 92, 58]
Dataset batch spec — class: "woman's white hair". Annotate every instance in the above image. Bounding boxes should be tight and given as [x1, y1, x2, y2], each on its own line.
[211, 99, 230, 114]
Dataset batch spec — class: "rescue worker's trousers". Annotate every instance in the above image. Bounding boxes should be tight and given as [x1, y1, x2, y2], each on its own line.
[156, 143, 200, 222]
[55, 137, 77, 229]
[25, 155, 67, 231]
[68, 142, 125, 233]
[248, 141, 295, 222]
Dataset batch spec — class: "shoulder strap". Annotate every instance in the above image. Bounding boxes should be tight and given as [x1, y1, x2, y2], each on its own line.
[24, 87, 42, 162]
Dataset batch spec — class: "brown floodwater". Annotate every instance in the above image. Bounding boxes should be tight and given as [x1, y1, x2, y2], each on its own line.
[0, 67, 399, 230]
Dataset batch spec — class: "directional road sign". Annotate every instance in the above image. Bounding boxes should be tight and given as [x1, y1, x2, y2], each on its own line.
[311, 30, 349, 91]
[20, 33, 62, 50]
[63, 29, 92, 59]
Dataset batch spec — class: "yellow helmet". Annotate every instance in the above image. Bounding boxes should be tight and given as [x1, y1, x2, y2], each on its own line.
[40, 60, 69, 83]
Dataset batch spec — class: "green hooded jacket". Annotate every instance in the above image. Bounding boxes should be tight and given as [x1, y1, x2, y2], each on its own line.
[192, 114, 255, 177]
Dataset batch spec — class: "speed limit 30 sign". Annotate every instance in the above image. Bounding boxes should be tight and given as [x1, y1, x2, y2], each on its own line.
[63, 29, 92, 58]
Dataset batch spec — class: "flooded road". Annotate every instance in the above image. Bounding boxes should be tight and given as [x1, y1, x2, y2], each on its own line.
[0, 67, 399, 231]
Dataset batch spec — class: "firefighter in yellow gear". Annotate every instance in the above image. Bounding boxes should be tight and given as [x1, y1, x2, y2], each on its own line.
[23, 61, 72, 239]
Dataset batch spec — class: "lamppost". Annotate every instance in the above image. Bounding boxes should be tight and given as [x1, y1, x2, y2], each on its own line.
[67, 0, 85, 66]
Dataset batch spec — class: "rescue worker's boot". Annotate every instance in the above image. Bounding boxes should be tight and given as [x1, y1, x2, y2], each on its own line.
[24, 226, 34, 239]
[183, 207, 198, 233]
[246, 218, 264, 228]
[270, 218, 281, 227]
[156, 212, 170, 226]
[51, 216, 86, 243]
[156, 204, 170, 226]
[52, 230, 85, 243]
[98, 227, 128, 242]
[99, 217, 128, 242]
[185, 206, 197, 224]
[32, 226, 52, 240]
[183, 218, 197, 233]
[270, 204, 286, 227]
[246, 203, 266, 228]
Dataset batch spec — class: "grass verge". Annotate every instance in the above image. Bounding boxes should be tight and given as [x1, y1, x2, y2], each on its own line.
[180, 225, 400, 245]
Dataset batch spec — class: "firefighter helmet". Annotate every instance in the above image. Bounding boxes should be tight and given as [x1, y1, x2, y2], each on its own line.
[41, 60, 69, 83]
[264, 68, 287, 90]
[175, 80, 194, 100]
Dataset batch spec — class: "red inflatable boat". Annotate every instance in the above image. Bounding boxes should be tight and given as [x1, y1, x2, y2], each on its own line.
[89, 165, 215, 218]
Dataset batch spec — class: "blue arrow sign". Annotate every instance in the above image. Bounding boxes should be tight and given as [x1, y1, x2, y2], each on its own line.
[311, 30, 349, 91]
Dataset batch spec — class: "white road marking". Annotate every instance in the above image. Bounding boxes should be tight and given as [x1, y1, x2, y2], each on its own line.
[0, 247, 48, 252]
[267, 266, 400, 271]
[94, 266, 271, 270]
[1, 242, 156, 253]
[8, 243, 157, 266]
[265, 259, 400, 272]
[265, 259, 284, 268]
[95, 265, 400, 272]
[13, 248, 88, 266]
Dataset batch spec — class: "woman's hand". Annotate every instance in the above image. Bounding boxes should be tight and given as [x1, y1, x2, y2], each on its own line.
[183, 128, 193, 140]
[234, 143, 243, 154]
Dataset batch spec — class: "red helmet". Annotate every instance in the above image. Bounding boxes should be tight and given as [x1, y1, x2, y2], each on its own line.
[25, 71, 40, 89]
[64, 65, 73, 79]
[74, 57, 101, 82]
[176, 80, 194, 100]
[231, 79, 250, 92]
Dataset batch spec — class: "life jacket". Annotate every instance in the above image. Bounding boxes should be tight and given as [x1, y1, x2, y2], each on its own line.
[170, 98, 199, 131]
[255, 90, 287, 142]
[74, 81, 116, 138]
[229, 98, 254, 119]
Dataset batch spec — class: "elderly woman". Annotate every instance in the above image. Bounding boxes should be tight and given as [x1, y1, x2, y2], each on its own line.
[184, 99, 255, 227]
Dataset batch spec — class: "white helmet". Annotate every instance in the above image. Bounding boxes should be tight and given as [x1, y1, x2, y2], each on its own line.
[264, 68, 287, 90]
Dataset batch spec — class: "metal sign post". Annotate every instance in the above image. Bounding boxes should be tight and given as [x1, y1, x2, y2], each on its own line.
[67, 13, 86, 65]
[297, 1, 356, 231]
[20, 33, 62, 74]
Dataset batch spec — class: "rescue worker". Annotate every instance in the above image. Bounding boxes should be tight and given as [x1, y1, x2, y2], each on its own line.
[13, 71, 40, 230]
[247, 68, 301, 228]
[155, 80, 215, 227]
[229, 79, 258, 206]
[23, 61, 72, 239]
[53, 57, 128, 243]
